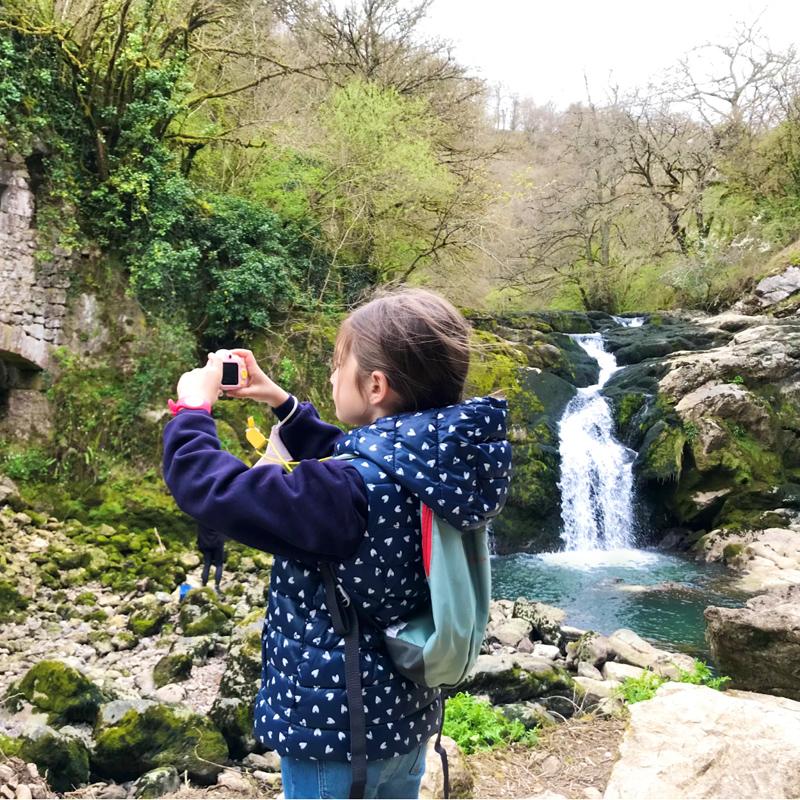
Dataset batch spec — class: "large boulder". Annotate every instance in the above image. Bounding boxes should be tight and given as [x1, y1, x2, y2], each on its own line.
[512, 598, 565, 646]
[209, 610, 263, 758]
[705, 585, 800, 701]
[18, 726, 91, 792]
[93, 700, 228, 784]
[3, 660, 109, 725]
[603, 683, 800, 799]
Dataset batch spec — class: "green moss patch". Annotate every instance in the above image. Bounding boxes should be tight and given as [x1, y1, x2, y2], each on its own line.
[4, 660, 109, 725]
[93, 703, 228, 784]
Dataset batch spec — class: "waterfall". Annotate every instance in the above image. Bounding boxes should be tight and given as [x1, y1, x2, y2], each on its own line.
[557, 321, 644, 551]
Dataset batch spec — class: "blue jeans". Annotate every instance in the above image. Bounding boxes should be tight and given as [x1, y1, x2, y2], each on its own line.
[281, 742, 428, 799]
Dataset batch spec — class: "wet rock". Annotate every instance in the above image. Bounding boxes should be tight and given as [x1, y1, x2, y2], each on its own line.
[705, 585, 800, 701]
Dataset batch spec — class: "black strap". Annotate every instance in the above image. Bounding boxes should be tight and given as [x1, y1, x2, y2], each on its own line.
[320, 563, 368, 799]
[435, 692, 450, 799]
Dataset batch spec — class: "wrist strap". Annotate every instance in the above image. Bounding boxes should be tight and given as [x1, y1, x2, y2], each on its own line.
[168, 398, 212, 416]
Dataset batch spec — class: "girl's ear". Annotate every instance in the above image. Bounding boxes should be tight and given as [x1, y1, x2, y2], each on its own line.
[367, 369, 396, 408]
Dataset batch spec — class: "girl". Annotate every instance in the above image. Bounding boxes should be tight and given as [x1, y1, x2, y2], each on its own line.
[163, 288, 511, 799]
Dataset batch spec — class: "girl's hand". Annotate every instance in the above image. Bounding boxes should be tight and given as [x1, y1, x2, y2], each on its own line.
[176, 354, 224, 407]
[226, 349, 290, 408]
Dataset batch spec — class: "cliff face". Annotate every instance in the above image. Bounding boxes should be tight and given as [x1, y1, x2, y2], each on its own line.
[0, 147, 142, 441]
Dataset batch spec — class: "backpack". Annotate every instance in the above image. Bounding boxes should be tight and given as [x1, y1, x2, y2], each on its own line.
[320, 494, 491, 799]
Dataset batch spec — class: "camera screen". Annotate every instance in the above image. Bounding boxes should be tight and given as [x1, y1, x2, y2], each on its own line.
[221, 362, 239, 386]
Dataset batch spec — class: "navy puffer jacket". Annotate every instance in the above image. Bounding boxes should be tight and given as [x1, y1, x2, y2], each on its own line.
[255, 396, 511, 761]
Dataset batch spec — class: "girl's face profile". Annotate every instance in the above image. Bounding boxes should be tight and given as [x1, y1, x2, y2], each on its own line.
[331, 350, 371, 427]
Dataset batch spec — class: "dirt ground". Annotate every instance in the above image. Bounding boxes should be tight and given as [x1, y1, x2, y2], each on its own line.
[467, 713, 628, 799]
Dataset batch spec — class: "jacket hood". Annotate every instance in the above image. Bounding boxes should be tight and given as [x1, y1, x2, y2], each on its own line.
[334, 396, 511, 530]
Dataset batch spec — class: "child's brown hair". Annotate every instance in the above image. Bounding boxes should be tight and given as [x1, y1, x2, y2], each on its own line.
[335, 287, 471, 413]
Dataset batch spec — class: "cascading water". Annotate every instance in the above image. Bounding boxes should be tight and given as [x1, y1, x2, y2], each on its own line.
[491, 314, 749, 656]
[557, 319, 644, 551]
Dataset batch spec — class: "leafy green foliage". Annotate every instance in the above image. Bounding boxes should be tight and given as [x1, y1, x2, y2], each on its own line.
[1, 447, 56, 482]
[617, 660, 731, 704]
[442, 692, 538, 754]
[677, 660, 732, 691]
[616, 671, 667, 704]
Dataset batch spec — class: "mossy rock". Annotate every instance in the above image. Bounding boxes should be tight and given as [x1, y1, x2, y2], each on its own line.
[20, 727, 91, 792]
[459, 654, 574, 704]
[178, 588, 233, 637]
[74, 591, 98, 606]
[152, 653, 193, 689]
[208, 696, 256, 760]
[128, 599, 170, 637]
[93, 702, 228, 784]
[132, 765, 181, 798]
[637, 421, 686, 483]
[0, 579, 28, 621]
[4, 660, 109, 725]
[0, 732, 23, 758]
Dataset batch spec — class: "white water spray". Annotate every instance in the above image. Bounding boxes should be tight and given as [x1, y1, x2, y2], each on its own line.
[558, 321, 644, 551]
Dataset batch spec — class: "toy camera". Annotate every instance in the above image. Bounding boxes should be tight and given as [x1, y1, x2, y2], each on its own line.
[218, 350, 249, 390]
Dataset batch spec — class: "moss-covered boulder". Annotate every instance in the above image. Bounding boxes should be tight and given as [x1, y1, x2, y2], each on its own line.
[209, 610, 263, 757]
[0, 579, 28, 621]
[4, 660, 109, 725]
[152, 653, 193, 689]
[128, 596, 171, 637]
[459, 653, 574, 705]
[179, 587, 233, 637]
[19, 726, 91, 792]
[93, 701, 228, 783]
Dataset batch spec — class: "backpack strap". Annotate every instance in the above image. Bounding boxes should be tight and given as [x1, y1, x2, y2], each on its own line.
[434, 695, 450, 799]
[319, 562, 367, 799]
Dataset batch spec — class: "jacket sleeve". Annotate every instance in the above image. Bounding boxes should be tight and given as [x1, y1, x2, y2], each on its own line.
[164, 411, 367, 562]
[271, 395, 347, 459]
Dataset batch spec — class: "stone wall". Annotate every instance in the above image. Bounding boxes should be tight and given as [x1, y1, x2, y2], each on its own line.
[0, 148, 72, 439]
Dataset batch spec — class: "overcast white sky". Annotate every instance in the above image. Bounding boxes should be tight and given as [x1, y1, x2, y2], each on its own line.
[418, 0, 800, 108]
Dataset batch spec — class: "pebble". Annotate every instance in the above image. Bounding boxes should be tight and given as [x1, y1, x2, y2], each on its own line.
[216, 771, 251, 792]
[243, 751, 281, 772]
[15, 785, 31, 800]
[253, 771, 282, 787]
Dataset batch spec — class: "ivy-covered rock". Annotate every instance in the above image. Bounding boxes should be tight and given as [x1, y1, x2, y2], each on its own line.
[93, 701, 228, 784]
[178, 587, 233, 637]
[4, 660, 109, 725]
